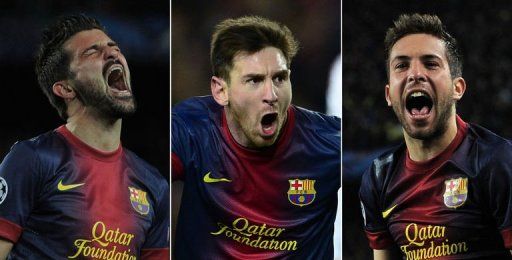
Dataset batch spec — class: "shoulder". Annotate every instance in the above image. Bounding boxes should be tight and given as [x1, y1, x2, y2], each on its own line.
[172, 96, 222, 133]
[452, 124, 512, 178]
[292, 106, 341, 130]
[461, 124, 512, 177]
[0, 129, 68, 181]
[361, 144, 404, 190]
[291, 106, 340, 151]
[293, 105, 340, 131]
[123, 149, 168, 188]
[172, 96, 221, 121]
[5, 129, 67, 161]
[470, 123, 511, 146]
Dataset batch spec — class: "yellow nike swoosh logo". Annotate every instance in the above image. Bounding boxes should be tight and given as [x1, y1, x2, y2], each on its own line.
[203, 172, 231, 183]
[57, 180, 85, 191]
[382, 204, 398, 219]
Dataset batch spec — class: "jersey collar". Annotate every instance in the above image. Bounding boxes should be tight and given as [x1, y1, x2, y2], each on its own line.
[56, 125, 123, 162]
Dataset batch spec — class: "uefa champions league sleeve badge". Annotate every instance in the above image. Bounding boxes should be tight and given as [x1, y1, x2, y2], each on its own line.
[0, 177, 7, 205]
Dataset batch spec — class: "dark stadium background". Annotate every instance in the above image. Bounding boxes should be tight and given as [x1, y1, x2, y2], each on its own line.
[343, 1, 512, 258]
[0, 1, 169, 181]
[171, 0, 341, 112]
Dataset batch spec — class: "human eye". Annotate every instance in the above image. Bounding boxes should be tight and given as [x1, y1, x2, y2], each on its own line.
[272, 72, 289, 85]
[394, 62, 408, 71]
[424, 60, 440, 69]
[246, 76, 263, 85]
[272, 76, 284, 86]
[83, 46, 99, 56]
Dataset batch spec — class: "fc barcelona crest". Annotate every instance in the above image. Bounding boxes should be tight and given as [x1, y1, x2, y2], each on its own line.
[443, 177, 468, 208]
[287, 179, 316, 207]
[129, 187, 150, 215]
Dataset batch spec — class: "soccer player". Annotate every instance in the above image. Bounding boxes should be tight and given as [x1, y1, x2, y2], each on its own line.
[0, 14, 169, 259]
[359, 14, 512, 259]
[172, 16, 340, 258]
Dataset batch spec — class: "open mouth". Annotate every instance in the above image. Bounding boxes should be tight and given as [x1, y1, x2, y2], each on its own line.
[105, 64, 128, 92]
[405, 91, 433, 117]
[261, 112, 278, 136]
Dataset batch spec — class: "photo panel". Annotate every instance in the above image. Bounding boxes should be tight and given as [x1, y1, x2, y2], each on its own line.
[0, 1, 170, 258]
[172, 0, 341, 258]
[343, 1, 512, 259]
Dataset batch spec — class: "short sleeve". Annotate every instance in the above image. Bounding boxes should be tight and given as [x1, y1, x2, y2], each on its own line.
[483, 143, 512, 248]
[141, 181, 170, 259]
[359, 166, 394, 249]
[0, 142, 42, 243]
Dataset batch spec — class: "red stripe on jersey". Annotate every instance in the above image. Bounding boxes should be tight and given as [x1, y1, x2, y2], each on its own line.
[172, 153, 184, 181]
[0, 217, 22, 243]
[141, 248, 170, 259]
[501, 227, 512, 249]
[365, 230, 395, 249]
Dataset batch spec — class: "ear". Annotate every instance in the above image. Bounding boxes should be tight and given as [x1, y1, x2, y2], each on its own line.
[452, 77, 466, 101]
[385, 84, 392, 106]
[211, 76, 229, 106]
[52, 81, 76, 100]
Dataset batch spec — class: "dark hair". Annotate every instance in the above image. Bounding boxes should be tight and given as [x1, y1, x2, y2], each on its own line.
[210, 16, 299, 83]
[35, 14, 104, 119]
[384, 13, 462, 79]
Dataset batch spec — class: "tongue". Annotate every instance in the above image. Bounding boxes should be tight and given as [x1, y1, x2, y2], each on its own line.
[262, 123, 276, 135]
[411, 106, 430, 115]
[112, 80, 126, 91]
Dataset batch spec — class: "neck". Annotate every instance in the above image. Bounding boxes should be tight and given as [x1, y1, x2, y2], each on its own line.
[65, 107, 122, 152]
[224, 106, 252, 147]
[404, 114, 458, 162]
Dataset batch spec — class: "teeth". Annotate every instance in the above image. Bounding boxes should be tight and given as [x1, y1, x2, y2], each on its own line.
[106, 64, 125, 88]
[108, 65, 123, 75]
[411, 92, 425, 97]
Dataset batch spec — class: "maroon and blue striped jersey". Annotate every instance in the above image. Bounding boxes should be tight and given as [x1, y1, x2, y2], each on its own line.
[0, 126, 169, 259]
[172, 96, 340, 259]
[360, 116, 512, 259]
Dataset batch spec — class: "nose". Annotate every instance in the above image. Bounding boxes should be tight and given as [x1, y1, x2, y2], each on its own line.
[407, 60, 427, 83]
[104, 46, 120, 61]
[262, 79, 278, 105]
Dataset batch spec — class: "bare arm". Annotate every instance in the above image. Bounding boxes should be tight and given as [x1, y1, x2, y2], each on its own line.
[0, 239, 13, 260]
[373, 249, 396, 260]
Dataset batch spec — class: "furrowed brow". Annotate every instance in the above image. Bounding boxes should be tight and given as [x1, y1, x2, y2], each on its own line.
[272, 70, 289, 78]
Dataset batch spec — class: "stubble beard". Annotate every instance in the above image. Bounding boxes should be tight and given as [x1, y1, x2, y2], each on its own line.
[226, 102, 281, 149]
[227, 103, 258, 148]
[392, 94, 455, 141]
[72, 77, 137, 119]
